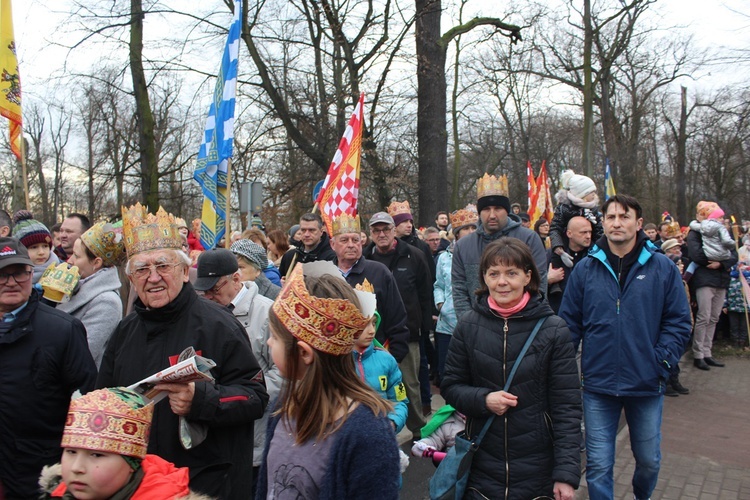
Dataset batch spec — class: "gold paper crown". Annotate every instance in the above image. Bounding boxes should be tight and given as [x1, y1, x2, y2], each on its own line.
[62, 387, 153, 459]
[387, 200, 412, 217]
[664, 221, 682, 239]
[121, 203, 183, 258]
[175, 217, 188, 229]
[477, 173, 509, 199]
[271, 265, 369, 356]
[81, 222, 126, 267]
[354, 278, 375, 293]
[39, 263, 80, 303]
[332, 213, 361, 236]
[450, 205, 479, 230]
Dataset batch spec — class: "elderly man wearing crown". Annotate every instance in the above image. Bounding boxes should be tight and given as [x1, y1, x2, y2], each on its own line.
[452, 174, 548, 320]
[96, 204, 269, 499]
[329, 214, 410, 364]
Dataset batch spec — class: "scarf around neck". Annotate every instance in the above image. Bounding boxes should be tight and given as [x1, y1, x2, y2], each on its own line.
[488, 291, 531, 317]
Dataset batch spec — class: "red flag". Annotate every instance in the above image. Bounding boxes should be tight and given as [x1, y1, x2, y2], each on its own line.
[526, 161, 537, 211]
[315, 93, 364, 234]
[529, 161, 553, 225]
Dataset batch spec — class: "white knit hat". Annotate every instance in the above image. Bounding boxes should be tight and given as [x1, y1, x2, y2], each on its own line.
[566, 173, 596, 199]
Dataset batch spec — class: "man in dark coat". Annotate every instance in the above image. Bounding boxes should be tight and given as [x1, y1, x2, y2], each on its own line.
[547, 216, 592, 314]
[97, 206, 268, 500]
[329, 214, 410, 363]
[0, 238, 97, 499]
[364, 212, 433, 437]
[278, 213, 336, 278]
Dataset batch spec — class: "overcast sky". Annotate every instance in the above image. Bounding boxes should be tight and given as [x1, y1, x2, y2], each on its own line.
[11, 1, 750, 105]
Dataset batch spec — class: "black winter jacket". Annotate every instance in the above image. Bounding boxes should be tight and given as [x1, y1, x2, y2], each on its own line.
[686, 227, 737, 289]
[97, 283, 269, 500]
[0, 292, 97, 499]
[278, 231, 337, 277]
[549, 201, 603, 250]
[365, 239, 433, 343]
[338, 257, 411, 363]
[441, 294, 582, 499]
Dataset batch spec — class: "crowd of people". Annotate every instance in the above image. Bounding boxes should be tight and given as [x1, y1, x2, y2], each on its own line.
[0, 168, 746, 500]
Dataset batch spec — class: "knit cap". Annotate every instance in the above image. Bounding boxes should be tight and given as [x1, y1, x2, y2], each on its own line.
[708, 208, 725, 220]
[231, 239, 269, 270]
[696, 201, 720, 222]
[11, 211, 52, 248]
[561, 170, 597, 200]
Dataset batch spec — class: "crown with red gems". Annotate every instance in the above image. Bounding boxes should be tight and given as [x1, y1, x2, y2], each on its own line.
[450, 205, 479, 231]
[387, 200, 412, 217]
[271, 264, 369, 356]
[477, 173, 509, 199]
[61, 387, 153, 459]
[331, 213, 361, 236]
[121, 203, 183, 259]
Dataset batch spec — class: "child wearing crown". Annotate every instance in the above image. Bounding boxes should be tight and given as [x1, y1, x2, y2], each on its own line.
[258, 263, 400, 499]
[39, 387, 212, 500]
[549, 169, 604, 267]
[351, 282, 409, 433]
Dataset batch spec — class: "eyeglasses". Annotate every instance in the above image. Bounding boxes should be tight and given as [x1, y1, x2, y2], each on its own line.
[370, 227, 393, 235]
[129, 262, 182, 279]
[201, 278, 230, 297]
[0, 270, 32, 285]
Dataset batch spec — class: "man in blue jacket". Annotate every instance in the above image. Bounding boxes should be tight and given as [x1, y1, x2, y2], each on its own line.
[559, 195, 691, 500]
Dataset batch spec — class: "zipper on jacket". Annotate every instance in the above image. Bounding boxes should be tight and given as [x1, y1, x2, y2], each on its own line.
[503, 318, 510, 500]
[355, 351, 365, 382]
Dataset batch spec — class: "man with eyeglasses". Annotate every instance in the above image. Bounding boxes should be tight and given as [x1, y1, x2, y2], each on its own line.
[96, 206, 269, 499]
[364, 212, 432, 438]
[194, 248, 278, 495]
[0, 237, 97, 499]
[278, 213, 337, 278]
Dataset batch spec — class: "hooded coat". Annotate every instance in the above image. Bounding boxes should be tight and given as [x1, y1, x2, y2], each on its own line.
[57, 266, 123, 367]
[451, 215, 548, 321]
[441, 294, 582, 499]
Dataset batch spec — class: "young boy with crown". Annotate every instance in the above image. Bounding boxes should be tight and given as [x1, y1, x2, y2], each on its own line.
[39, 387, 213, 500]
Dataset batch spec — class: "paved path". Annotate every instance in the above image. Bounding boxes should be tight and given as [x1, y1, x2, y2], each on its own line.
[400, 353, 750, 499]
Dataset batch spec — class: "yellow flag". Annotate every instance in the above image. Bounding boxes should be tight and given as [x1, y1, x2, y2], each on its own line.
[0, 0, 21, 159]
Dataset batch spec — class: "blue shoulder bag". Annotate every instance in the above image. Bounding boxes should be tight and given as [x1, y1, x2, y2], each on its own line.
[428, 317, 547, 500]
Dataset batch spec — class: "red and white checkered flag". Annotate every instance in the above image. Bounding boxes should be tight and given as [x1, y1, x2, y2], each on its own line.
[316, 93, 364, 234]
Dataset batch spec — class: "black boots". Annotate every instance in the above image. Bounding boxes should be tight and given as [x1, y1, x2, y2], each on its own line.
[693, 358, 710, 370]
[704, 357, 725, 367]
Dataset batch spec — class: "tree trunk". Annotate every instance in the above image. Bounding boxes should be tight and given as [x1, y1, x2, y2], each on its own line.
[416, 0, 448, 226]
[130, 0, 159, 208]
[676, 86, 688, 223]
[582, 0, 594, 178]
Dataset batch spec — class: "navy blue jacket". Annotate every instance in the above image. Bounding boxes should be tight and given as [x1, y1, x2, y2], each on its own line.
[559, 239, 692, 397]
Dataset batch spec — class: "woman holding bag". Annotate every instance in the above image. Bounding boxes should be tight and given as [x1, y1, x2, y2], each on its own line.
[441, 238, 582, 499]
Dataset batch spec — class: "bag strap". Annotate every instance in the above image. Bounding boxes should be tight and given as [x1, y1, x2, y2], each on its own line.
[473, 316, 548, 447]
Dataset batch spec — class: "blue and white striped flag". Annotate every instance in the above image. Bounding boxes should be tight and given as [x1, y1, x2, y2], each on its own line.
[604, 158, 616, 201]
[193, 0, 241, 249]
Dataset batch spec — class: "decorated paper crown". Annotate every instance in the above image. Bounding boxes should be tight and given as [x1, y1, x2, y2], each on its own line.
[450, 205, 479, 231]
[39, 263, 80, 303]
[664, 221, 682, 239]
[387, 201, 412, 217]
[477, 173, 509, 199]
[332, 213, 361, 236]
[354, 279, 374, 293]
[271, 264, 369, 356]
[81, 222, 126, 267]
[61, 387, 153, 459]
[121, 203, 183, 258]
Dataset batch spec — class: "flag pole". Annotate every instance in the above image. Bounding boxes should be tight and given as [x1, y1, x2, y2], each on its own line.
[20, 135, 29, 209]
[225, 158, 232, 248]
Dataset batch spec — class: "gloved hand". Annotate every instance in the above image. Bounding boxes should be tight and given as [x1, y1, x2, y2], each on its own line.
[560, 251, 575, 268]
